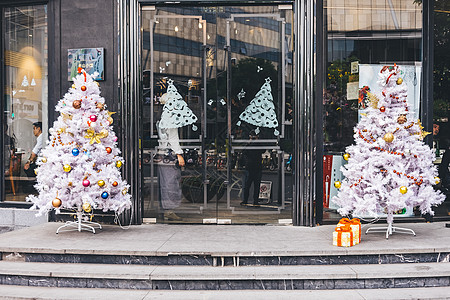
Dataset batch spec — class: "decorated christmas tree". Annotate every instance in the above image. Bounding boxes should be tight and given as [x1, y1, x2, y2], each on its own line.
[27, 68, 132, 230]
[332, 65, 445, 232]
[236, 77, 279, 136]
[159, 79, 198, 131]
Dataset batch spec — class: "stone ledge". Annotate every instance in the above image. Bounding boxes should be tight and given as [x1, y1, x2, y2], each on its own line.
[0, 285, 449, 299]
[0, 208, 47, 227]
[0, 261, 449, 282]
[0, 275, 449, 290]
[4, 252, 449, 266]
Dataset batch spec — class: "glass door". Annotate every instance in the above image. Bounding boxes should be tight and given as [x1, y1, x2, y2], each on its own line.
[142, 12, 208, 223]
[219, 9, 294, 224]
[141, 5, 294, 224]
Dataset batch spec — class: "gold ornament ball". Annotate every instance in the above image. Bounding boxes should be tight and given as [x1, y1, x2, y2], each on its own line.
[98, 180, 105, 187]
[396, 78, 403, 85]
[116, 161, 123, 168]
[334, 181, 342, 189]
[400, 186, 408, 194]
[122, 188, 128, 195]
[82, 202, 92, 213]
[52, 198, 62, 208]
[72, 84, 76, 89]
[41, 157, 47, 163]
[34, 169, 38, 175]
[383, 132, 394, 143]
[63, 164, 72, 172]
[435, 177, 440, 185]
[343, 153, 350, 161]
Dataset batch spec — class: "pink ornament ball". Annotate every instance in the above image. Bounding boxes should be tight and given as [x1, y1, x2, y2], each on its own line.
[82, 180, 90, 187]
[114, 137, 118, 142]
[89, 115, 98, 122]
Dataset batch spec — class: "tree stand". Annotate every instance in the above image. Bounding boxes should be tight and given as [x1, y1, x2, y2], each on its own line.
[365, 213, 415, 239]
[56, 209, 102, 234]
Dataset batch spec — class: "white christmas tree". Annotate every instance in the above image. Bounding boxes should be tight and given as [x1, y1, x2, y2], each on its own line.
[159, 79, 198, 131]
[236, 77, 279, 136]
[27, 68, 132, 230]
[332, 65, 445, 231]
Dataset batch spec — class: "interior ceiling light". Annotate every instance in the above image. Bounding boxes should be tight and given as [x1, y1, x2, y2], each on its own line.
[174, 26, 179, 32]
[198, 22, 202, 29]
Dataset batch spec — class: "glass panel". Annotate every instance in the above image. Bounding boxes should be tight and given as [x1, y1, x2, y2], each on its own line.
[433, 0, 450, 218]
[322, 1, 423, 222]
[142, 9, 205, 223]
[3, 5, 48, 202]
[141, 5, 294, 224]
[220, 7, 294, 224]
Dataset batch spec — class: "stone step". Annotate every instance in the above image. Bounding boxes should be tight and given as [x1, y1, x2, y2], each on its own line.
[0, 285, 450, 300]
[3, 251, 450, 266]
[0, 261, 449, 290]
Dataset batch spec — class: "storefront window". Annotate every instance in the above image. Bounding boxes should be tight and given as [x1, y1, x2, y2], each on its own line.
[141, 5, 294, 224]
[3, 5, 48, 202]
[433, 0, 450, 217]
[322, 1, 423, 221]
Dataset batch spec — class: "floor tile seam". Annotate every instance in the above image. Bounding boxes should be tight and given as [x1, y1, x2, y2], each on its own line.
[154, 231, 179, 255]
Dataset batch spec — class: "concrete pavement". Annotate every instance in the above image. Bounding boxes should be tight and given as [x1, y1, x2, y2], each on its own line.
[0, 221, 449, 257]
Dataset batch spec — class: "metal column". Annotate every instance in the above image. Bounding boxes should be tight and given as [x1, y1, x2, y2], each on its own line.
[293, 0, 316, 226]
[118, 0, 142, 224]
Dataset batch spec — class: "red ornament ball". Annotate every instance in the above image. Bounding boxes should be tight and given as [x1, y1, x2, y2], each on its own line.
[112, 181, 118, 187]
[106, 147, 112, 154]
[82, 179, 90, 187]
[89, 115, 97, 122]
[81, 86, 87, 91]
[380, 106, 386, 112]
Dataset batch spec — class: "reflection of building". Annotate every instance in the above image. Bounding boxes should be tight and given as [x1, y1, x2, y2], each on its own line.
[323, 1, 423, 153]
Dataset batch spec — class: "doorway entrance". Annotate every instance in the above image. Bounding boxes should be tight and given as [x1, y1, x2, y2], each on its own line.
[141, 5, 294, 224]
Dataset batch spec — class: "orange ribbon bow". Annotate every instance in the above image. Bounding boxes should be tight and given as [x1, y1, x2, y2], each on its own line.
[338, 218, 361, 237]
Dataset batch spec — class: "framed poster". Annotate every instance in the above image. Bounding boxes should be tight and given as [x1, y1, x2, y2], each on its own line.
[68, 48, 104, 81]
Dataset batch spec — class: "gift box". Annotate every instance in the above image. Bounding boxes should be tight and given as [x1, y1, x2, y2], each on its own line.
[333, 224, 354, 247]
[336, 217, 361, 244]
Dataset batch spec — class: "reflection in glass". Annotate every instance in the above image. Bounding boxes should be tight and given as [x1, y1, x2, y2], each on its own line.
[322, 1, 423, 221]
[141, 6, 294, 224]
[3, 5, 48, 202]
